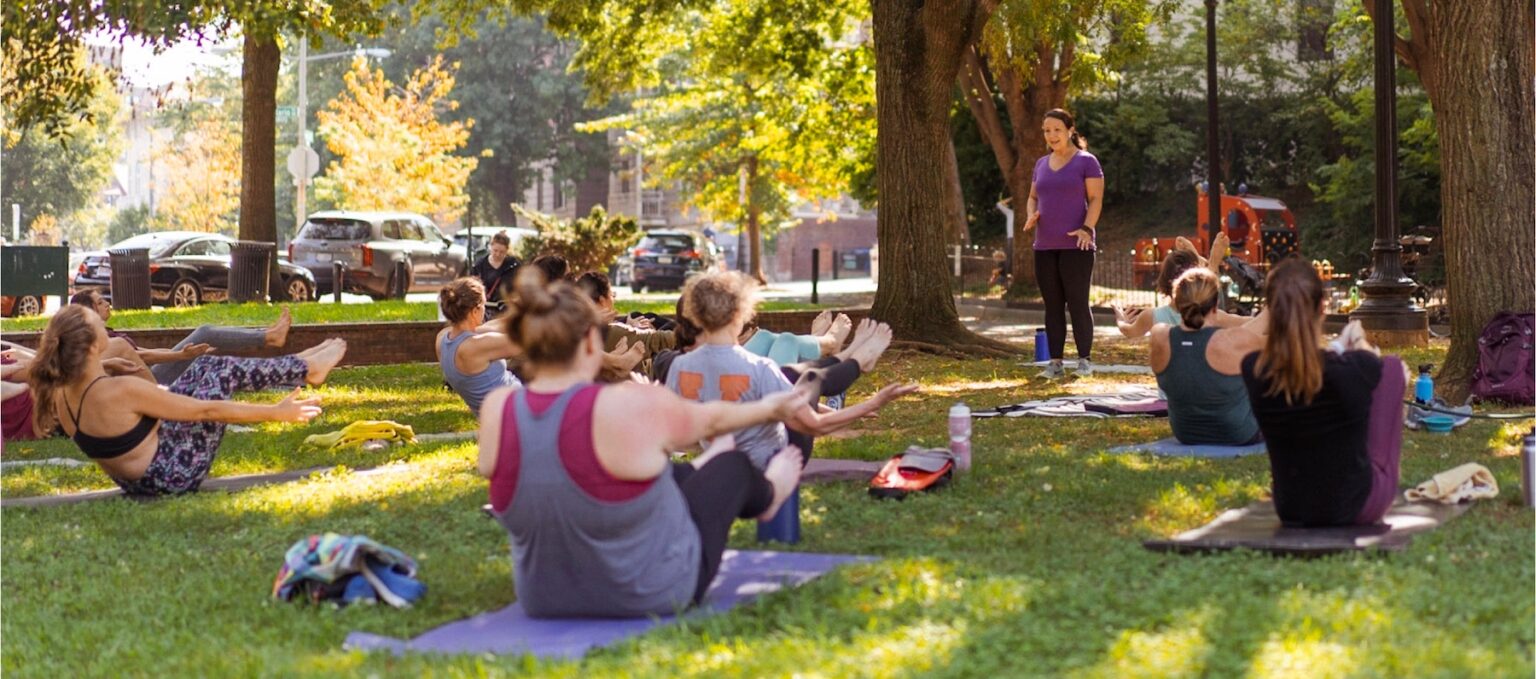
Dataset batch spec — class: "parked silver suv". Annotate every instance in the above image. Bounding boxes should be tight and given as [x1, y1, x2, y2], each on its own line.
[289, 211, 468, 299]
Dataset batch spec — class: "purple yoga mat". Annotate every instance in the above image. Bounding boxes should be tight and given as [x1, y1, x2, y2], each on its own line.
[343, 550, 869, 659]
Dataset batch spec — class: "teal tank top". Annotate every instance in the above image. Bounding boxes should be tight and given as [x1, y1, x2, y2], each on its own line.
[1155, 326, 1260, 445]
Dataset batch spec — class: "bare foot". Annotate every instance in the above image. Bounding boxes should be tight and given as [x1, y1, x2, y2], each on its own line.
[1208, 232, 1230, 272]
[827, 313, 852, 346]
[809, 310, 833, 337]
[303, 339, 347, 386]
[757, 445, 805, 521]
[836, 318, 877, 360]
[849, 322, 893, 373]
[265, 306, 292, 348]
[293, 337, 334, 361]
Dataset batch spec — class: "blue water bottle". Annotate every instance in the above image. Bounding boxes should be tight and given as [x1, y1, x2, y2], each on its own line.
[1033, 328, 1049, 362]
[1414, 364, 1435, 404]
[756, 486, 800, 544]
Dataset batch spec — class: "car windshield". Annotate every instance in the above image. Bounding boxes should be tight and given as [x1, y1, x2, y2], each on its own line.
[299, 218, 372, 240]
[108, 234, 181, 258]
[637, 234, 694, 253]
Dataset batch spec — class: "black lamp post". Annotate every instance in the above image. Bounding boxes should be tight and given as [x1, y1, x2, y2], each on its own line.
[1205, 0, 1222, 246]
[1350, 0, 1428, 344]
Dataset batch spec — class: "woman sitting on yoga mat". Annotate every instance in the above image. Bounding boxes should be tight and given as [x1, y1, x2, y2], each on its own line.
[1150, 268, 1264, 445]
[436, 277, 522, 414]
[664, 271, 913, 469]
[70, 289, 294, 385]
[1114, 235, 1265, 339]
[477, 270, 809, 618]
[27, 305, 344, 496]
[654, 293, 899, 466]
[1240, 258, 1408, 527]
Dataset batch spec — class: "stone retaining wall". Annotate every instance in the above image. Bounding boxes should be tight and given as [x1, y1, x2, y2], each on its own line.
[1, 308, 871, 367]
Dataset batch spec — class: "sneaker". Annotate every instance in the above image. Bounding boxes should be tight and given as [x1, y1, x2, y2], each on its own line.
[1077, 358, 1095, 376]
[1040, 360, 1066, 379]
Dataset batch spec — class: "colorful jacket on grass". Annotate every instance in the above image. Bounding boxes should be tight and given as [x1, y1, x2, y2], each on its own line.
[273, 533, 421, 607]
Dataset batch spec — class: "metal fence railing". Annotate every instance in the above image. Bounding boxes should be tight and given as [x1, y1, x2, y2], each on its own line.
[949, 245, 1158, 309]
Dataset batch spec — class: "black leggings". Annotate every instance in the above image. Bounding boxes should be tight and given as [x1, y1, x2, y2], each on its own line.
[781, 357, 863, 466]
[672, 451, 776, 603]
[1035, 249, 1096, 360]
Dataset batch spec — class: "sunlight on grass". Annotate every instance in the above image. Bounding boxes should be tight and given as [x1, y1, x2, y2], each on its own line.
[1075, 607, 1215, 678]
[1251, 634, 1357, 678]
[203, 442, 478, 521]
[922, 378, 1032, 395]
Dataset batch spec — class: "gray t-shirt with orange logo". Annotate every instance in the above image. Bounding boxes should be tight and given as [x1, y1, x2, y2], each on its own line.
[665, 344, 790, 467]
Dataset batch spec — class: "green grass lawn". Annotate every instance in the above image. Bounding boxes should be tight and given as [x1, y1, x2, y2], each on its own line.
[0, 298, 841, 333]
[3, 344, 1532, 677]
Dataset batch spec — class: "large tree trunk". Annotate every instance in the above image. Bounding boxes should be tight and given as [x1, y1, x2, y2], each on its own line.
[870, 0, 1006, 347]
[1375, 0, 1535, 401]
[239, 33, 282, 301]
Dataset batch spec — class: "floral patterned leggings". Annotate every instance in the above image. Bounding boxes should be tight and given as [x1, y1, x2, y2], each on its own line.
[114, 355, 308, 496]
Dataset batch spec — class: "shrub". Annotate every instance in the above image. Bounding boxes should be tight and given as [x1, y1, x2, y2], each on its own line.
[511, 204, 642, 275]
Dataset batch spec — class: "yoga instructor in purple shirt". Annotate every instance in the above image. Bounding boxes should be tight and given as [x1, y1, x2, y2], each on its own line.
[1022, 108, 1105, 379]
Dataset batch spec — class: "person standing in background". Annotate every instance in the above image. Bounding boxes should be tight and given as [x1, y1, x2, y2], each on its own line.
[470, 231, 520, 316]
[1021, 108, 1104, 378]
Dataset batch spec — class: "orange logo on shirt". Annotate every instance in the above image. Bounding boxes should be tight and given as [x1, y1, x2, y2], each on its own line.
[677, 371, 752, 402]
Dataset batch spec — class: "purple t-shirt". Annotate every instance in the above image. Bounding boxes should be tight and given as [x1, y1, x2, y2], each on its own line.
[1032, 151, 1104, 250]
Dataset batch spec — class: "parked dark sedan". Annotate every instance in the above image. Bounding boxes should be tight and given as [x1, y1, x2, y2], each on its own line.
[73, 232, 317, 307]
[628, 229, 722, 292]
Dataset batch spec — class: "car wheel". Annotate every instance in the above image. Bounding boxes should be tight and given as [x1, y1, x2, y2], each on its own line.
[170, 279, 201, 307]
[285, 277, 314, 302]
[388, 263, 411, 300]
[631, 282, 646, 294]
[11, 295, 43, 317]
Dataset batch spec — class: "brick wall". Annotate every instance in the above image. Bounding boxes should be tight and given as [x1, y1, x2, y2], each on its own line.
[0, 308, 872, 366]
[772, 216, 877, 281]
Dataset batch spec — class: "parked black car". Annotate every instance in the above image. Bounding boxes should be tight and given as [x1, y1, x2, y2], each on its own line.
[628, 229, 722, 292]
[74, 232, 317, 307]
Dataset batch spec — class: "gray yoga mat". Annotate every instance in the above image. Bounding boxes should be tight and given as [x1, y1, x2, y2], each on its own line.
[1108, 437, 1267, 458]
[1142, 497, 1472, 556]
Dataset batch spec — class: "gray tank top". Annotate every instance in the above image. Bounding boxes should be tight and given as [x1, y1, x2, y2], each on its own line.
[493, 385, 701, 618]
[1155, 326, 1260, 445]
[440, 330, 519, 414]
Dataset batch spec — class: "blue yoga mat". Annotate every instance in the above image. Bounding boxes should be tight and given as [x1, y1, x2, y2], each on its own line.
[343, 550, 869, 659]
[1108, 437, 1267, 458]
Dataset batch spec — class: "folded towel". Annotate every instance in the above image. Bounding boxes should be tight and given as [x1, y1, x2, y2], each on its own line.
[1404, 463, 1499, 504]
[304, 421, 417, 449]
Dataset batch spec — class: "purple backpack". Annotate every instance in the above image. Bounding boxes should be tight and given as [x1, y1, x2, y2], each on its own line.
[1471, 311, 1535, 405]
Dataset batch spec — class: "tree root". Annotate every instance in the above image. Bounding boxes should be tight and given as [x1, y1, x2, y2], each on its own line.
[891, 339, 1019, 359]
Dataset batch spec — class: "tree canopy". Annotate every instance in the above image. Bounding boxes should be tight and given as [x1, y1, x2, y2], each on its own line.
[314, 56, 480, 226]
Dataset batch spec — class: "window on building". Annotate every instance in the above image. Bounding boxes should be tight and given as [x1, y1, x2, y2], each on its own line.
[553, 182, 566, 209]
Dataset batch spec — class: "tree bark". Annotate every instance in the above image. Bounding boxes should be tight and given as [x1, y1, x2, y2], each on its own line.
[870, 0, 1008, 346]
[744, 155, 766, 284]
[960, 42, 1073, 295]
[1371, 0, 1535, 401]
[239, 33, 282, 301]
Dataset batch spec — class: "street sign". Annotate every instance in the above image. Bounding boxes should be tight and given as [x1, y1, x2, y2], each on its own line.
[276, 105, 296, 123]
[287, 145, 320, 180]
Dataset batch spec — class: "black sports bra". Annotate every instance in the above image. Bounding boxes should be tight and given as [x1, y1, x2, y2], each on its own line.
[65, 376, 158, 460]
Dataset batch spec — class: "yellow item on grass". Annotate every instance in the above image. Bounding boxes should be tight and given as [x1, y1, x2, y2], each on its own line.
[1404, 463, 1499, 504]
[305, 420, 417, 449]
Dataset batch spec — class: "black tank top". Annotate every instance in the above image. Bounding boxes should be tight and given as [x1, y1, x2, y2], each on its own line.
[65, 376, 158, 459]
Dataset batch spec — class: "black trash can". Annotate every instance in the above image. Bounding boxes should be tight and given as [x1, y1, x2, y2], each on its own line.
[229, 241, 276, 303]
[107, 248, 152, 310]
